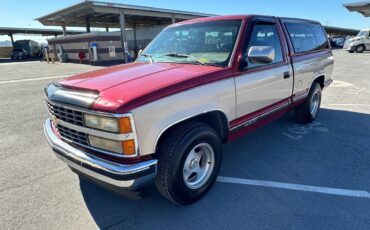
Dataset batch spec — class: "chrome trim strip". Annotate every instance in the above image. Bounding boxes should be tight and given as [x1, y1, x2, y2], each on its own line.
[44, 119, 157, 189]
[57, 119, 135, 141]
[230, 102, 290, 132]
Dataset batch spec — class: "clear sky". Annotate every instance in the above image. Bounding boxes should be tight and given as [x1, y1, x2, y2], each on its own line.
[1, 0, 369, 43]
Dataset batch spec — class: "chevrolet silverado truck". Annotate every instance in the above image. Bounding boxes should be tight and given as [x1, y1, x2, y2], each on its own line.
[43, 15, 334, 204]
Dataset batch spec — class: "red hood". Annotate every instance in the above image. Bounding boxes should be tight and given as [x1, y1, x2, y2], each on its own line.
[59, 62, 231, 113]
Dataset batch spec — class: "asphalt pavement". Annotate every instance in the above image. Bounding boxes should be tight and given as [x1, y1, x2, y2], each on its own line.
[0, 50, 369, 230]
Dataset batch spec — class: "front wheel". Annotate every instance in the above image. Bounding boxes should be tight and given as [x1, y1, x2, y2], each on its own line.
[294, 82, 322, 124]
[155, 122, 222, 204]
[355, 45, 365, 53]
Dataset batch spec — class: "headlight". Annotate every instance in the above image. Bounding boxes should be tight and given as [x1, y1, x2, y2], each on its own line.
[88, 135, 136, 155]
[84, 114, 132, 133]
[88, 135, 122, 153]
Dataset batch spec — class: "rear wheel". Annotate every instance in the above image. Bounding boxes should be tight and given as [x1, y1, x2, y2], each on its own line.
[155, 122, 222, 204]
[294, 82, 322, 124]
[355, 45, 365, 53]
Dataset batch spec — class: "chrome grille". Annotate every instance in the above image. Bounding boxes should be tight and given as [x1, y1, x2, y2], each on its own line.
[46, 100, 84, 126]
[56, 124, 89, 145]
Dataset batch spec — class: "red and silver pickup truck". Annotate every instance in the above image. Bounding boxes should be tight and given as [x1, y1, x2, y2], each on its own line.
[44, 15, 334, 204]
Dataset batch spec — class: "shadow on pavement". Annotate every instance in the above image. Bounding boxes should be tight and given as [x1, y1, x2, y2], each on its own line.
[79, 108, 370, 229]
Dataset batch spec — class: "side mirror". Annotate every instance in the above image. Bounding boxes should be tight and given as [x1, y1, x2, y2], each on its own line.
[247, 46, 275, 64]
[138, 49, 143, 56]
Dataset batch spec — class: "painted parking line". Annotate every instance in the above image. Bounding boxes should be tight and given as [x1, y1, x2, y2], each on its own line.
[0, 61, 40, 66]
[217, 176, 370, 199]
[0, 75, 71, 84]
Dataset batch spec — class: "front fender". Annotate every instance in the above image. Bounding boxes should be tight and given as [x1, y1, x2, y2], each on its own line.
[131, 78, 236, 155]
[346, 40, 364, 50]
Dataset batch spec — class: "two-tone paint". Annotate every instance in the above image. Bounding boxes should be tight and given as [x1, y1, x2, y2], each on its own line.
[53, 15, 334, 157]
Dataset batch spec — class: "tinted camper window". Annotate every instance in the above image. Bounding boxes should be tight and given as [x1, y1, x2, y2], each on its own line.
[285, 22, 328, 53]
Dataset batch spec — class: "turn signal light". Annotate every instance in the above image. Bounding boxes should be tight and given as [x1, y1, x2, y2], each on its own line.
[122, 139, 135, 155]
[119, 117, 132, 133]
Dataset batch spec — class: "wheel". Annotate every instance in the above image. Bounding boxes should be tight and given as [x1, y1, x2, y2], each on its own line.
[155, 121, 222, 204]
[294, 82, 322, 124]
[355, 45, 365, 53]
[348, 51, 354, 53]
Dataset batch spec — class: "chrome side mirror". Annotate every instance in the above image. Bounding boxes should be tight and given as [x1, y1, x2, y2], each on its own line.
[247, 46, 275, 64]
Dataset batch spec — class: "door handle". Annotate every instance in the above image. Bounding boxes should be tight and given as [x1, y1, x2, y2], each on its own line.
[283, 71, 290, 79]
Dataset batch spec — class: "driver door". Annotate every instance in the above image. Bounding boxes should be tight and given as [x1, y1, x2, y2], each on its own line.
[234, 18, 293, 122]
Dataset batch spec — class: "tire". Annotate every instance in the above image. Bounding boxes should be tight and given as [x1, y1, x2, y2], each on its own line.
[348, 51, 354, 53]
[294, 82, 322, 124]
[155, 121, 222, 204]
[355, 45, 365, 53]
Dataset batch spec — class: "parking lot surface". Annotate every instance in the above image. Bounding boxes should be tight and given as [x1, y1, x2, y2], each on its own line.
[1, 51, 370, 230]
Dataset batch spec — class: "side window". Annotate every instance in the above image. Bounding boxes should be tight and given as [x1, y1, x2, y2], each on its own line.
[245, 22, 284, 69]
[285, 22, 328, 53]
[312, 24, 329, 50]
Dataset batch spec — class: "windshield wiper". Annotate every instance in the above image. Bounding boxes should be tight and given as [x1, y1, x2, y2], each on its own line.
[164, 53, 205, 65]
[141, 53, 155, 63]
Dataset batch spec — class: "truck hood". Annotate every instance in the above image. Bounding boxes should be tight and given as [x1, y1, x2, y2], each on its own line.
[58, 62, 227, 112]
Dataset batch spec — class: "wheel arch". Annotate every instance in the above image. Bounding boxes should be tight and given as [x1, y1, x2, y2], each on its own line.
[313, 75, 325, 89]
[154, 110, 229, 153]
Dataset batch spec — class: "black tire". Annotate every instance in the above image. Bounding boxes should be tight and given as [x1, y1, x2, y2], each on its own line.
[155, 121, 222, 204]
[355, 45, 365, 53]
[348, 51, 354, 53]
[294, 82, 322, 124]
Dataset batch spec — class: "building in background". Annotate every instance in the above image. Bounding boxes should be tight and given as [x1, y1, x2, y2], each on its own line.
[36, 1, 213, 65]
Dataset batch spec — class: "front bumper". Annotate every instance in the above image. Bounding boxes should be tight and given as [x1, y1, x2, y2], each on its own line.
[43, 118, 157, 191]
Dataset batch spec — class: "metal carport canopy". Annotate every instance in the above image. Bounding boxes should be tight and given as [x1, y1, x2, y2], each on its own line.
[323, 26, 360, 36]
[344, 1, 370, 17]
[35, 0, 215, 28]
[0, 27, 82, 36]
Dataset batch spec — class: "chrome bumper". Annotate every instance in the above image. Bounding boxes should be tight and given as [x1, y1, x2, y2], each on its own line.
[43, 118, 157, 191]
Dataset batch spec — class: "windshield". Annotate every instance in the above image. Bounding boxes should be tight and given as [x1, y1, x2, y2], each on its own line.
[137, 20, 242, 67]
[356, 30, 368, 37]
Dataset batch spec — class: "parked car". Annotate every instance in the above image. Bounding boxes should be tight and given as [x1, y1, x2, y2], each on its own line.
[330, 36, 346, 48]
[343, 28, 370, 53]
[10, 48, 29, 59]
[43, 15, 334, 204]
[13, 40, 41, 58]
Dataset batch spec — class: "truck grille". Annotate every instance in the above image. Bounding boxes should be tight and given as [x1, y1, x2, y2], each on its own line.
[46, 100, 88, 146]
[46, 100, 84, 126]
[56, 124, 89, 145]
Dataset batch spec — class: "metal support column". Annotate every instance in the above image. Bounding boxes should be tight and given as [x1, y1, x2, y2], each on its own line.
[119, 10, 128, 63]
[61, 22, 67, 36]
[86, 16, 91, 33]
[9, 33, 14, 47]
[105, 26, 109, 32]
[171, 14, 176, 24]
[133, 22, 138, 58]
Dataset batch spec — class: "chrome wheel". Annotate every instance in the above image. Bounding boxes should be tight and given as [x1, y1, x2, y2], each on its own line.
[183, 143, 215, 190]
[310, 92, 320, 116]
